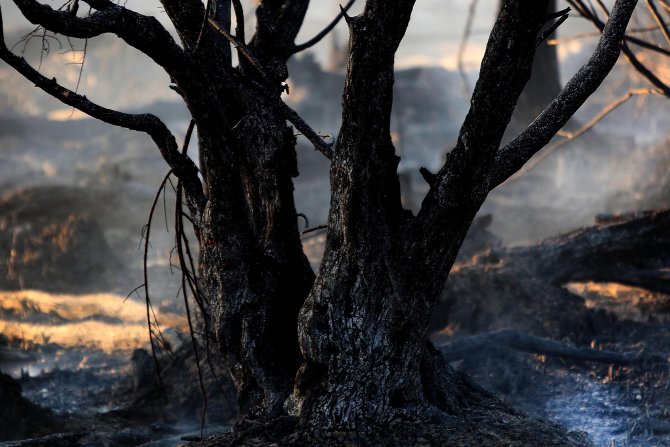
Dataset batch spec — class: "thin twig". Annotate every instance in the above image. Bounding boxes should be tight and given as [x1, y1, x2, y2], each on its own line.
[208, 17, 274, 85]
[301, 224, 328, 235]
[291, 0, 356, 54]
[175, 182, 208, 437]
[622, 33, 670, 57]
[207, 18, 334, 159]
[646, 0, 670, 46]
[568, 0, 670, 96]
[504, 88, 662, 184]
[194, 0, 212, 53]
[547, 26, 659, 45]
[142, 170, 175, 385]
[537, 12, 570, 46]
[0, 23, 206, 209]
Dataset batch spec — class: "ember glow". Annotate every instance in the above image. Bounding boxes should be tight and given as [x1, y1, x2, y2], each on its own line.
[565, 281, 670, 322]
[0, 290, 187, 353]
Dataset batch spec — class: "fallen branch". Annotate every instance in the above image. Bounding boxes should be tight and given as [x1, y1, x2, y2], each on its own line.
[0, 432, 86, 447]
[435, 329, 669, 365]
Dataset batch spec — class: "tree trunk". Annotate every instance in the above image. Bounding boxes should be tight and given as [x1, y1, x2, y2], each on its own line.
[286, 0, 549, 431]
[197, 92, 315, 420]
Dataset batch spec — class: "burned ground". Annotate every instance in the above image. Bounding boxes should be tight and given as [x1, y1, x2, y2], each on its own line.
[1, 204, 669, 446]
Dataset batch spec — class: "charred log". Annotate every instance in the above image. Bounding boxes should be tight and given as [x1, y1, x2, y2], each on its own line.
[435, 329, 669, 365]
[435, 209, 670, 337]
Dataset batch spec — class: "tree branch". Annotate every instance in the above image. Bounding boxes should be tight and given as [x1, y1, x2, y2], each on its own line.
[489, 0, 639, 189]
[291, 0, 356, 54]
[405, 0, 550, 304]
[415, 0, 549, 231]
[12, 0, 191, 76]
[209, 18, 274, 85]
[0, 14, 206, 215]
[568, 0, 670, 96]
[645, 0, 670, 47]
[504, 88, 663, 184]
[208, 18, 333, 159]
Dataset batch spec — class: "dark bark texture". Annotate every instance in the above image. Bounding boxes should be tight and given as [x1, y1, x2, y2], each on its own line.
[0, 0, 643, 442]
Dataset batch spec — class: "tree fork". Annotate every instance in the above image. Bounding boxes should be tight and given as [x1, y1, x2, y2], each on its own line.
[290, 0, 549, 430]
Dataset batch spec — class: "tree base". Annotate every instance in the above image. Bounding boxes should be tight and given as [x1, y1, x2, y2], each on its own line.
[192, 414, 590, 447]
[190, 373, 591, 447]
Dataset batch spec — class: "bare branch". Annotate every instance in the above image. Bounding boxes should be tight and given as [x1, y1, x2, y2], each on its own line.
[489, 0, 639, 189]
[546, 7, 572, 21]
[554, 88, 662, 140]
[12, 0, 190, 76]
[209, 17, 274, 85]
[301, 224, 328, 236]
[141, 170, 175, 386]
[0, 19, 206, 213]
[568, 0, 670, 95]
[537, 10, 570, 46]
[646, 0, 670, 46]
[623, 31, 670, 56]
[503, 88, 663, 184]
[279, 101, 334, 160]
[291, 0, 356, 54]
[547, 26, 657, 45]
[422, 0, 550, 202]
[208, 18, 334, 159]
[408, 1, 551, 281]
[194, 0, 212, 52]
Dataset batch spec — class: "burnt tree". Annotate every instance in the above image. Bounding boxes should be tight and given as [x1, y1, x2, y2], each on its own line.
[0, 0, 647, 443]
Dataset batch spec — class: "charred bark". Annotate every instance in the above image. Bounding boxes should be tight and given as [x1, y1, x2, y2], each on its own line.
[289, 0, 551, 431]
